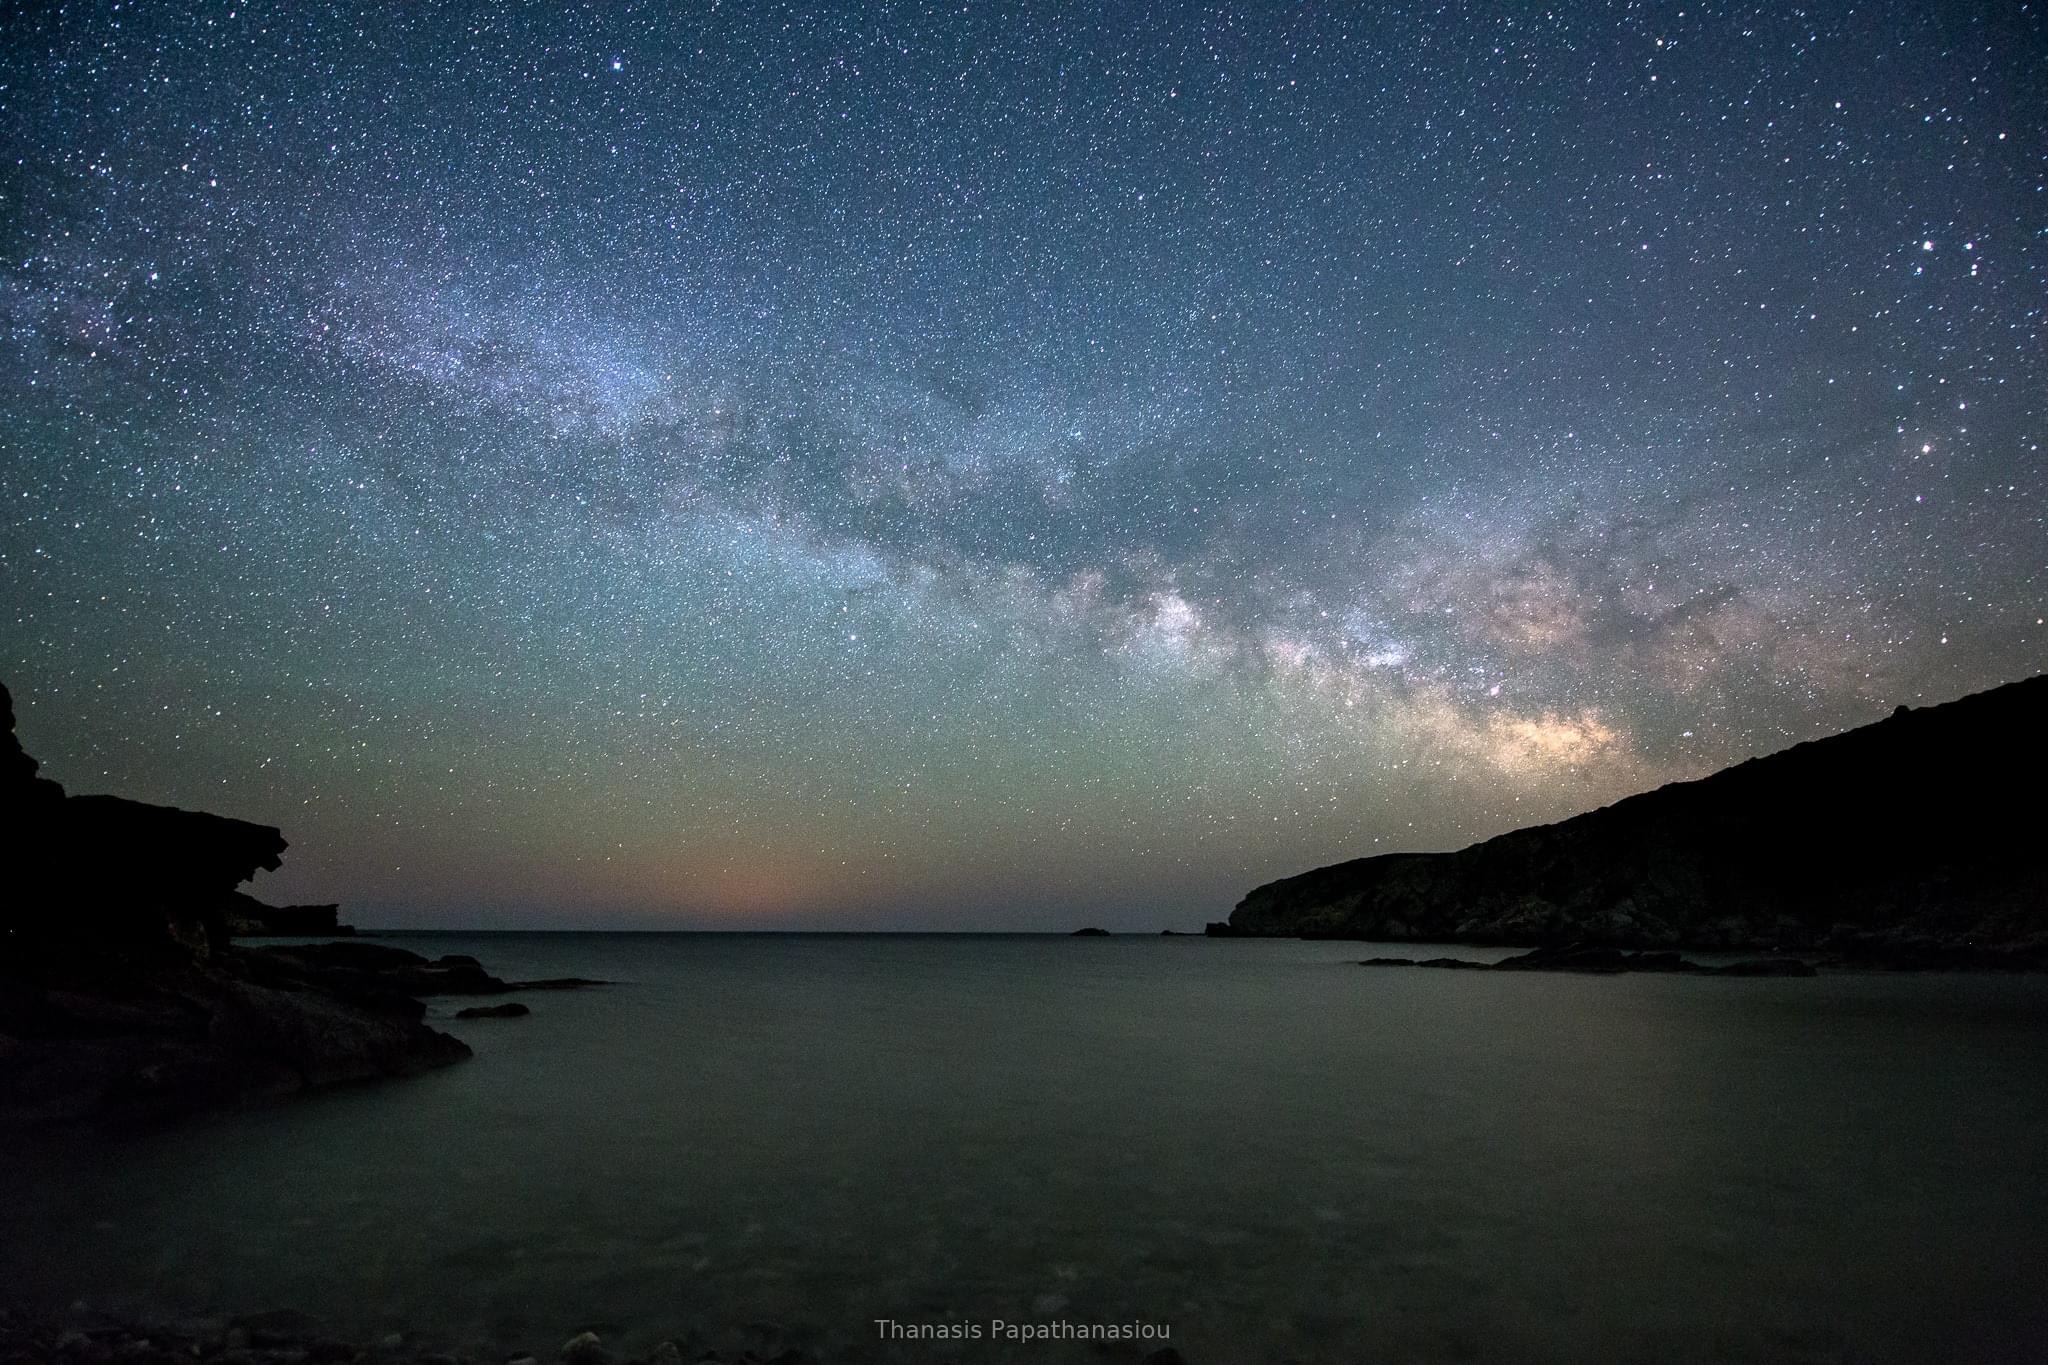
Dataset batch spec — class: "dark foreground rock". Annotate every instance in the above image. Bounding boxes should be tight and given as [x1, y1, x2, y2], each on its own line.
[1361, 942, 1819, 975]
[255, 942, 513, 996]
[221, 891, 356, 937]
[1, 682, 480, 1127]
[0, 681, 613, 1126]
[1232, 674, 2048, 963]
[0, 948, 473, 1125]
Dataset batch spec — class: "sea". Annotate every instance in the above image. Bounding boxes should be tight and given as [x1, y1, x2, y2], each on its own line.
[5, 932, 2046, 1364]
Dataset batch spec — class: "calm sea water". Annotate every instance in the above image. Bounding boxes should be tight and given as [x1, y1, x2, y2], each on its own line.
[6, 933, 2047, 1364]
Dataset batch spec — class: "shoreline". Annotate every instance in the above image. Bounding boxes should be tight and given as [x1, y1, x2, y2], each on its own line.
[0, 1307, 1192, 1365]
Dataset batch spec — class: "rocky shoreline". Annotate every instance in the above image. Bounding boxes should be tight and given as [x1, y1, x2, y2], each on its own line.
[0, 1310, 1191, 1365]
[1222, 675, 2048, 964]
[0, 1308, 801, 1365]
[0, 682, 600, 1128]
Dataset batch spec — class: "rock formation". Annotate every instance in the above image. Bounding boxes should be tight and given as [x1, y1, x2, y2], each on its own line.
[1227, 674, 2048, 962]
[221, 890, 356, 937]
[3, 684, 291, 958]
[0, 681, 470, 1124]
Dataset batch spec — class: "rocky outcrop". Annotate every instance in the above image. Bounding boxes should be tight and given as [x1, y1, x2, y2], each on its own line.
[0, 681, 471, 1125]
[256, 942, 512, 996]
[0, 952, 472, 1123]
[221, 891, 355, 937]
[251, 942, 607, 998]
[4, 686, 295, 960]
[1230, 674, 2048, 960]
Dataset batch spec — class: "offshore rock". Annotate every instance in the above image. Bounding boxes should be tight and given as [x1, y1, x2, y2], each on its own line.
[454, 1002, 529, 1019]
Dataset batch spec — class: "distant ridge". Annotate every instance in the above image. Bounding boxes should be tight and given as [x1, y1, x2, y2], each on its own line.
[1223, 675, 2048, 958]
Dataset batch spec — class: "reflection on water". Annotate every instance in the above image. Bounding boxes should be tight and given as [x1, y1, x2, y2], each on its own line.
[6, 933, 2048, 1364]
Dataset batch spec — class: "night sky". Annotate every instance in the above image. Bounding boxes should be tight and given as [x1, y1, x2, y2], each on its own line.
[2, 3, 2043, 929]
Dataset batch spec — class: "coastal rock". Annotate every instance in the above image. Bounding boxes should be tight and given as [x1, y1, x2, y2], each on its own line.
[221, 893, 354, 939]
[1235, 674, 2048, 962]
[558, 1333, 610, 1365]
[250, 945, 566, 998]
[0, 682, 472, 1126]
[1069, 927, 1110, 936]
[259, 942, 430, 973]
[0, 954, 472, 1123]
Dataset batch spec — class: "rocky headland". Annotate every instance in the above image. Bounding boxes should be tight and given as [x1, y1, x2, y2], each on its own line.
[0, 682, 592, 1126]
[1221, 674, 2048, 966]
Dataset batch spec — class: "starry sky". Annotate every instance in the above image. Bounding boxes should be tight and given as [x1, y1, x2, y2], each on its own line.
[2, 2, 2044, 929]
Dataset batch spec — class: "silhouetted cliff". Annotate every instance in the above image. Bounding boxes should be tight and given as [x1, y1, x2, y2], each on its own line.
[1227, 675, 2048, 960]
[0, 682, 468, 1124]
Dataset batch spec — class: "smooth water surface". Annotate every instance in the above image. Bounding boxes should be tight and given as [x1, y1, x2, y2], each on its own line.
[6, 934, 2047, 1364]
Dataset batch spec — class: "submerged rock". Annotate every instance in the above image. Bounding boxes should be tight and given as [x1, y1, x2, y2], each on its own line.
[454, 1002, 530, 1019]
[1495, 944, 1702, 973]
[1360, 941, 1820, 976]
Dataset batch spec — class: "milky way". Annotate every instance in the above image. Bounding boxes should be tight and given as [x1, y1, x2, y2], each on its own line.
[2, 2, 2043, 927]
